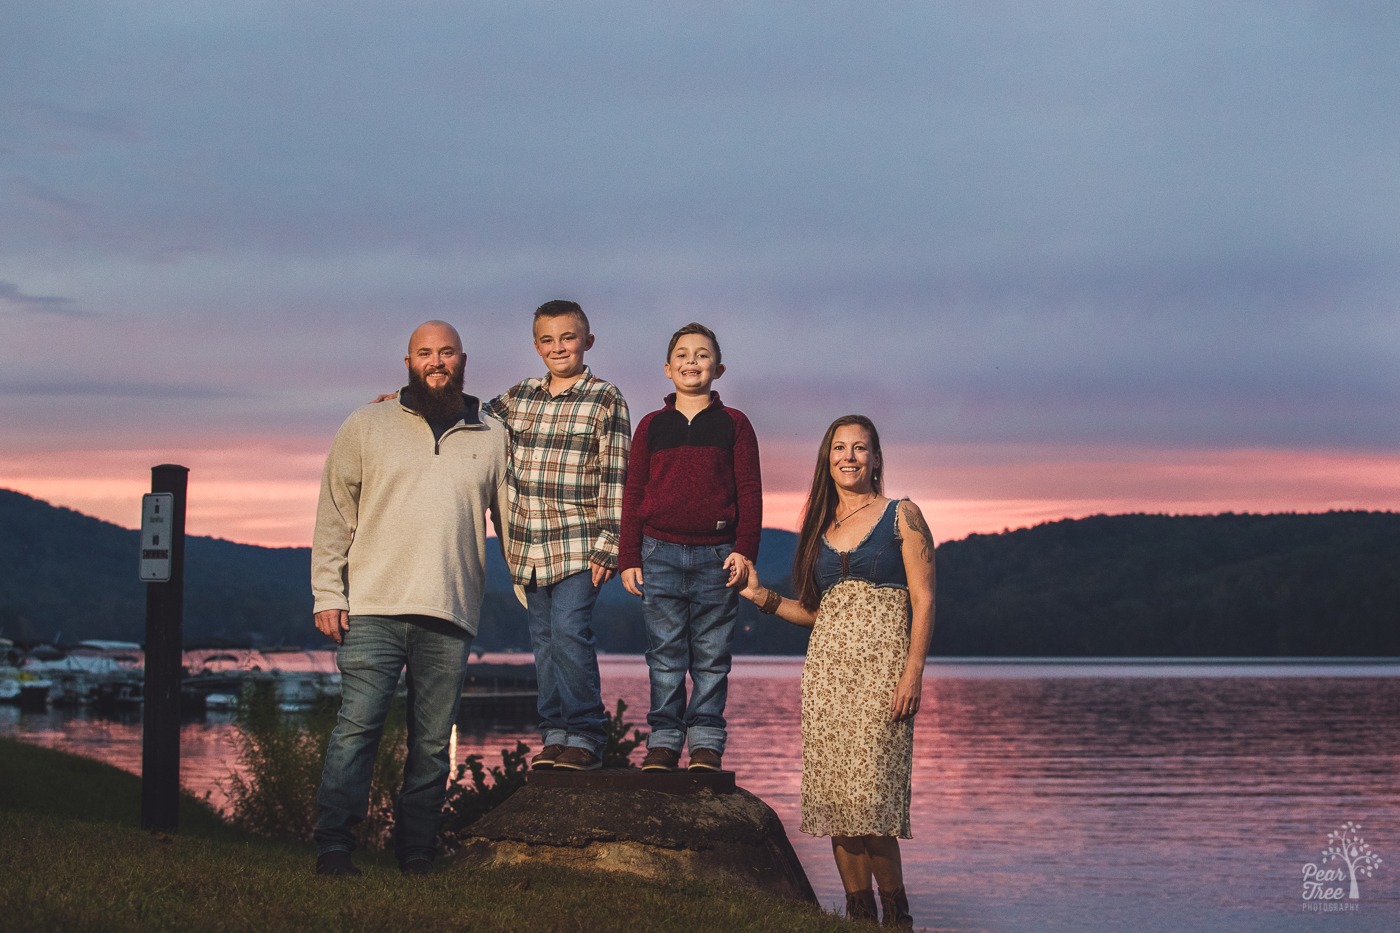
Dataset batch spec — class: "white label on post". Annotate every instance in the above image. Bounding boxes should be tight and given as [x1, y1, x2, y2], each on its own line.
[140, 493, 174, 582]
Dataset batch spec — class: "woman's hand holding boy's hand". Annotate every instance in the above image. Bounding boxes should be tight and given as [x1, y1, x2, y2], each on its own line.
[723, 552, 752, 589]
[621, 567, 644, 597]
[737, 566, 764, 603]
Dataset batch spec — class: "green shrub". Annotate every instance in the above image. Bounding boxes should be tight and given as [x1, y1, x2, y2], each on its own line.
[601, 697, 646, 768]
[442, 740, 531, 842]
[442, 697, 647, 842]
[219, 680, 404, 849]
[222, 690, 646, 850]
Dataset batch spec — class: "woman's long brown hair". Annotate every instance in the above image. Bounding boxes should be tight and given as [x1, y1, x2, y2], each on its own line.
[792, 414, 883, 610]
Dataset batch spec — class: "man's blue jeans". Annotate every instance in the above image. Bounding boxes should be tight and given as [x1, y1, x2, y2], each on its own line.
[640, 536, 738, 755]
[314, 614, 472, 865]
[525, 569, 606, 755]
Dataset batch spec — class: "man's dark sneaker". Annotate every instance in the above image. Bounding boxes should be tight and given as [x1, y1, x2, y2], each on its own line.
[400, 858, 434, 876]
[640, 747, 681, 772]
[687, 747, 723, 772]
[315, 851, 361, 876]
[551, 746, 602, 771]
[530, 744, 566, 770]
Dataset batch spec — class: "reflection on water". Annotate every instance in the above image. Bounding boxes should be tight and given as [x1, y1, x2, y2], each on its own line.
[4, 657, 1398, 933]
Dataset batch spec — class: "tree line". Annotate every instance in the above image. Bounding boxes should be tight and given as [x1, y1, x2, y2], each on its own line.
[2, 489, 1395, 656]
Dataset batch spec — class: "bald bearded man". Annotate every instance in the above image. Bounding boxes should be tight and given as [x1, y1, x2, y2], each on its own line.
[310, 320, 508, 877]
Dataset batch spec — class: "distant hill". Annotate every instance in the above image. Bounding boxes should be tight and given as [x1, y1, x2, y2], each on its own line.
[1, 488, 1396, 656]
[0, 488, 314, 649]
[935, 511, 1400, 656]
[0, 488, 803, 655]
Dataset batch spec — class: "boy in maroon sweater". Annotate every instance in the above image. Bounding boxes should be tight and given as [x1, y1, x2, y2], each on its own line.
[620, 323, 762, 772]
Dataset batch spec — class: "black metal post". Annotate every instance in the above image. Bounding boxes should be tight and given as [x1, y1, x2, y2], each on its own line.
[142, 464, 188, 832]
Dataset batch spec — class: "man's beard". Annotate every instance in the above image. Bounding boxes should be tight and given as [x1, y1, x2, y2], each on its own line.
[407, 365, 466, 420]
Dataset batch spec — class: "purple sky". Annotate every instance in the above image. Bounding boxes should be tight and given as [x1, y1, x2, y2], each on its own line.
[2, 2, 1397, 546]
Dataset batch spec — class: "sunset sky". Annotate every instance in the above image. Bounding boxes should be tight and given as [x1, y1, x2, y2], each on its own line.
[2, 3, 1397, 548]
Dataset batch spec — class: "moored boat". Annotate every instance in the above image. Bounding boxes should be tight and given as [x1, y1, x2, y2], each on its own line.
[0, 639, 51, 709]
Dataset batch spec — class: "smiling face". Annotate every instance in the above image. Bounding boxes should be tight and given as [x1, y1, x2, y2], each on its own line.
[533, 311, 594, 382]
[828, 423, 881, 494]
[664, 332, 724, 395]
[405, 320, 465, 393]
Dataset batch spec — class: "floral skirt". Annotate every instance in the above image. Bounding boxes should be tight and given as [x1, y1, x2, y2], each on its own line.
[800, 579, 912, 838]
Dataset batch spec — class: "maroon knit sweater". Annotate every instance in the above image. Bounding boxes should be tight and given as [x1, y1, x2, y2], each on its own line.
[618, 392, 762, 572]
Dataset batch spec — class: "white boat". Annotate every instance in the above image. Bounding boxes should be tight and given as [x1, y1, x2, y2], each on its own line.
[183, 647, 341, 711]
[24, 653, 130, 706]
[71, 640, 144, 668]
[0, 664, 19, 703]
[0, 639, 52, 709]
[203, 692, 239, 711]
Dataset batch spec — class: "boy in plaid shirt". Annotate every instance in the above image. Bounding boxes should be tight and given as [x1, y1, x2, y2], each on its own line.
[484, 300, 631, 771]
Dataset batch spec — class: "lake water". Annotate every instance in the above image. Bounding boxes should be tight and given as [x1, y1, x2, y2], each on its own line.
[4, 655, 1398, 933]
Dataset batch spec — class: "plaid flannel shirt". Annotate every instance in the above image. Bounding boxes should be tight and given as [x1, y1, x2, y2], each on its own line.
[483, 367, 631, 586]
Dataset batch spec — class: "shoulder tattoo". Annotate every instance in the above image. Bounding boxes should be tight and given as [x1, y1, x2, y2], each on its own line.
[901, 501, 934, 563]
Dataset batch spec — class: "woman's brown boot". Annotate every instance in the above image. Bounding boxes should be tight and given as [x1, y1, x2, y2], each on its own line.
[845, 889, 878, 923]
[878, 886, 913, 929]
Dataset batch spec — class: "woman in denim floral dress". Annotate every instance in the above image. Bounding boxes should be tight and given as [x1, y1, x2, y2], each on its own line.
[740, 414, 936, 929]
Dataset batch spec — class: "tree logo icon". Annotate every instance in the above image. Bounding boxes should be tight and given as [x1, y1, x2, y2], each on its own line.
[1302, 821, 1382, 904]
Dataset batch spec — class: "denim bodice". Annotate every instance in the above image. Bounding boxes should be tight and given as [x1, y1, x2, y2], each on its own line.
[815, 500, 907, 594]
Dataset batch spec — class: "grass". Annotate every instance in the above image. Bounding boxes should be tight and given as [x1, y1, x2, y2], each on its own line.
[0, 737, 851, 932]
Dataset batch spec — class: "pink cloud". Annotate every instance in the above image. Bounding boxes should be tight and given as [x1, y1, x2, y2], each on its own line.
[0, 438, 325, 547]
[4, 441, 1396, 548]
[759, 443, 1400, 542]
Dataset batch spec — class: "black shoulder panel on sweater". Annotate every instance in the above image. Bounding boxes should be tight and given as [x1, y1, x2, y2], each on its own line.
[647, 406, 736, 452]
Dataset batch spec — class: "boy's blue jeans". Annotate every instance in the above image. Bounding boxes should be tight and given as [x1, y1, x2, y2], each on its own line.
[525, 569, 606, 755]
[640, 535, 739, 755]
[314, 614, 472, 865]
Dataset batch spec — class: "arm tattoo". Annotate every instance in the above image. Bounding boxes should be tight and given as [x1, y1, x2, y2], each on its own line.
[902, 502, 934, 563]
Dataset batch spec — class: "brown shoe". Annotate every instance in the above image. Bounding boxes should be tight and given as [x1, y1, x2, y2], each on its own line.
[878, 886, 913, 929]
[551, 746, 602, 771]
[641, 747, 681, 772]
[686, 747, 723, 772]
[530, 744, 566, 770]
[400, 857, 434, 876]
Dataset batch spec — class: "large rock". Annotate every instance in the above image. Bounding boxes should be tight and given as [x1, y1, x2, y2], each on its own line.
[455, 769, 816, 903]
